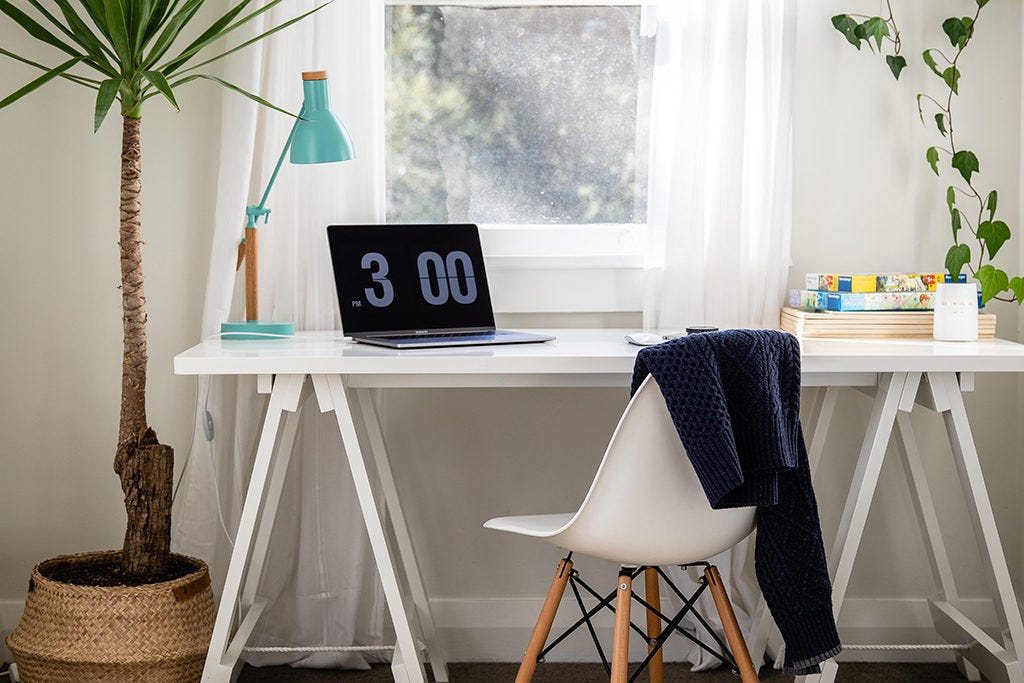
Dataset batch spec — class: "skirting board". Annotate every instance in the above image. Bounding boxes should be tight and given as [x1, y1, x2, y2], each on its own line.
[430, 595, 1005, 664]
[0, 596, 1007, 664]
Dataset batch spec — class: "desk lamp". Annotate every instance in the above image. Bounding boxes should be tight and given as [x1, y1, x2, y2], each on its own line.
[221, 70, 355, 340]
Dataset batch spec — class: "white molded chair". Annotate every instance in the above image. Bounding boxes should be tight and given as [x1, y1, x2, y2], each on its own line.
[485, 375, 759, 683]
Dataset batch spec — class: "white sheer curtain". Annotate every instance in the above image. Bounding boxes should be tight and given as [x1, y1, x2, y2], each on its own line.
[644, 0, 795, 671]
[644, 0, 795, 331]
[171, 0, 388, 669]
[171, 0, 795, 671]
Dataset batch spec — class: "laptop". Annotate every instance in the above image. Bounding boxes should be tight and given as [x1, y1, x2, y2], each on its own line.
[327, 224, 555, 349]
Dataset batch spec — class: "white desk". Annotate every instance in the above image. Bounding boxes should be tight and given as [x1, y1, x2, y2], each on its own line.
[174, 330, 1024, 683]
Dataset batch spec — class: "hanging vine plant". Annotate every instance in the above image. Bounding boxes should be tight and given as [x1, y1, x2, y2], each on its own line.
[831, 0, 1022, 305]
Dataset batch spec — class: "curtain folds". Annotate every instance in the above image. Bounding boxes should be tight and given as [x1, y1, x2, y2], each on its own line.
[644, 0, 795, 332]
[171, 0, 388, 669]
[172, 0, 795, 672]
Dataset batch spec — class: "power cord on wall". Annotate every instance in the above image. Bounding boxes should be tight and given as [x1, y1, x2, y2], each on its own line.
[172, 380, 234, 550]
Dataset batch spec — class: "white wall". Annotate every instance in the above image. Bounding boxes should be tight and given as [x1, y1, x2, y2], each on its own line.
[0, 22, 220, 627]
[790, 0, 1023, 651]
[2, 0, 1023, 665]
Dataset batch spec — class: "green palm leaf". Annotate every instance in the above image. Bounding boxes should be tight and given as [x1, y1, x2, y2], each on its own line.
[2, 0, 329, 121]
[173, 3, 329, 76]
[101, 0, 132, 64]
[155, 0, 273, 73]
[143, 70, 178, 109]
[166, 73, 296, 118]
[140, 0, 173, 45]
[0, 47, 100, 88]
[1, 57, 84, 108]
[0, 0, 83, 59]
[24, 0, 119, 79]
[51, 0, 118, 63]
[94, 77, 121, 129]
[77, 0, 114, 43]
[143, 0, 206, 71]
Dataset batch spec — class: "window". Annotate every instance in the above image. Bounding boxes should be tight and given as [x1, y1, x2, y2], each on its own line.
[382, 3, 658, 311]
[385, 5, 653, 226]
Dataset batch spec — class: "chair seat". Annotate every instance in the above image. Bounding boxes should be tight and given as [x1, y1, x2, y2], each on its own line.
[483, 513, 574, 538]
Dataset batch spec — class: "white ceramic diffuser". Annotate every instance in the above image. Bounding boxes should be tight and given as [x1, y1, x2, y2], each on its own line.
[933, 282, 979, 341]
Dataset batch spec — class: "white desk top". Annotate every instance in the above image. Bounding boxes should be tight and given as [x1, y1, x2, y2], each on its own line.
[174, 329, 1024, 377]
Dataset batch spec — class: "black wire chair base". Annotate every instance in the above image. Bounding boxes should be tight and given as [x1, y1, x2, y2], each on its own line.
[534, 556, 742, 683]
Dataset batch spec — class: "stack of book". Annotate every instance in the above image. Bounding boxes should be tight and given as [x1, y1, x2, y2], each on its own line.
[782, 271, 996, 339]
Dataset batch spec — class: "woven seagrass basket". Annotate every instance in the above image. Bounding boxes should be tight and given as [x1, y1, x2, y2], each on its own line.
[5, 550, 214, 683]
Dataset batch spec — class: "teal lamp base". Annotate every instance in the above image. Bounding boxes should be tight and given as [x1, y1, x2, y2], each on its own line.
[221, 320, 295, 340]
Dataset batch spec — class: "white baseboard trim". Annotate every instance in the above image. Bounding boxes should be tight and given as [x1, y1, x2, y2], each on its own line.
[430, 595, 1005, 663]
[0, 594, 1007, 665]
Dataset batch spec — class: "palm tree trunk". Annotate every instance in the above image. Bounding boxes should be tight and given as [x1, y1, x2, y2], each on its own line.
[112, 114, 173, 579]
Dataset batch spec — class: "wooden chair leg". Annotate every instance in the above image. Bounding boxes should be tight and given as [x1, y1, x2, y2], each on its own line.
[704, 565, 759, 683]
[515, 558, 573, 683]
[611, 570, 632, 683]
[644, 567, 664, 683]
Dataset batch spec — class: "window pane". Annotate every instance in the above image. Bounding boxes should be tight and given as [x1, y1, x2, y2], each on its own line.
[385, 5, 654, 225]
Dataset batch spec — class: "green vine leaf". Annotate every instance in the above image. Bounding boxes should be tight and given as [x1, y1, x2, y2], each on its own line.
[1009, 276, 1023, 303]
[978, 220, 1010, 259]
[951, 208, 962, 240]
[862, 17, 889, 51]
[986, 190, 997, 220]
[976, 265, 1009, 304]
[951, 150, 979, 184]
[886, 54, 907, 80]
[942, 17, 968, 48]
[926, 147, 940, 175]
[942, 66, 961, 94]
[947, 186, 956, 211]
[962, 16, 975, 40]
[923, 50, 942, 77]
[935, 113, 947, 136]
[945, 244, 971, 279]
[977, 0, 990, 7]
[832, 14, 862, 48]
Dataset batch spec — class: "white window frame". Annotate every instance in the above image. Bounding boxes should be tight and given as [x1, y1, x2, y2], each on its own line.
[376, 0, 661, 312]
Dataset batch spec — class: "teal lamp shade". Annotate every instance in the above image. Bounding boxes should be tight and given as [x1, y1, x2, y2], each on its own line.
[290, 71, 355, 164]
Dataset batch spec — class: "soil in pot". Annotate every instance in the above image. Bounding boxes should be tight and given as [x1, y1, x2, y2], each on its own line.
[42, 553, 198, 587]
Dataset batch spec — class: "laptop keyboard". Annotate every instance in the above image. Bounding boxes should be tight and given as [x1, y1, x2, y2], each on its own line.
[382, 331, 495, 341]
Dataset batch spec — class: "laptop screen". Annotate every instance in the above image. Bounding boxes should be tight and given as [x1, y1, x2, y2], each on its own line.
[327, 224, 496, 335]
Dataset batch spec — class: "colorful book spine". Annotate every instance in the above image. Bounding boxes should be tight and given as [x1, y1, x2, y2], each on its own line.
[789, 289, 936, 311]
[804, 272, 965, 293]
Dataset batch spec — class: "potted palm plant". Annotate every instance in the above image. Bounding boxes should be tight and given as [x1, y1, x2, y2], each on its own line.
[1, 0, 322, 679]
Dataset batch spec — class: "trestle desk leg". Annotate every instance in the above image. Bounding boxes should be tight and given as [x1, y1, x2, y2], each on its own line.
[241, 382, 310, 611]
[322, 375, 427, 683]
[828, 372, 907, 610]
[203, 374, 307, 683]
[932, 372, 1024, 683]
[797, 373, 907, 683]
[807, 386, 839, 480]
[893, 412, 959, 603]
[356, 389, 449, 682]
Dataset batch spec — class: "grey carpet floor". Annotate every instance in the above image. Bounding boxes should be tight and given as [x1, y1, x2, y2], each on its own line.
[239, 661, 966, 681]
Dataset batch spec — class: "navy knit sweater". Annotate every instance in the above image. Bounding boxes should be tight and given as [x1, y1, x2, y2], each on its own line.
[630, 329, 841, 674]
